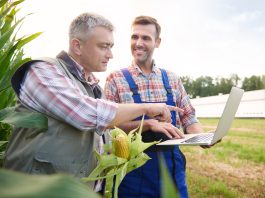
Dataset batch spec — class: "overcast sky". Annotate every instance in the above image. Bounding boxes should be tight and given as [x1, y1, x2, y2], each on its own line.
[18, 0, 265, 85]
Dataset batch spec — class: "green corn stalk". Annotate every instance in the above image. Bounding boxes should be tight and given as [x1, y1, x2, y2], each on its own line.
[82, 116, 160, 198]
[0, 0, 44, 166]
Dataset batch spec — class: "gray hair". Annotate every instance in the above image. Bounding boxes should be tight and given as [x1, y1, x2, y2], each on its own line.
[69, 12, 114, 41]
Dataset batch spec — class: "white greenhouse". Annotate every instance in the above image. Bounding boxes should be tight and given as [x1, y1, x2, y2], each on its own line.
[191, 89, 265, 118]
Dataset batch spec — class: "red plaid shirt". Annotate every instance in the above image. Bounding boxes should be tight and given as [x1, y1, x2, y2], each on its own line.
[19, 61, 118, 133]
[104, 62, 198, 129]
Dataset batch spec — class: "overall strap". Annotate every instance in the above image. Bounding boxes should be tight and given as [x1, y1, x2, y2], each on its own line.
[121, 68, 142, 103]
[160, 68, 174, 103]
[160, 68, 177, 126]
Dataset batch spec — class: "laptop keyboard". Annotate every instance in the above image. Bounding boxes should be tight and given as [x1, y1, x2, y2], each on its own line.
[181, 133, 214, 143]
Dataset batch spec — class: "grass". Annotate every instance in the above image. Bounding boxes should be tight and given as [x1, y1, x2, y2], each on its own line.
[181, 118, 265, 198]
[187, 172, 240, 198]
[214, 140, 265, 163]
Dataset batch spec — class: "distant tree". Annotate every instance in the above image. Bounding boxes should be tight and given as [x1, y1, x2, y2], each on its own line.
[230, 74, 241, 87]
[181, 74, 263, 98]
[180, 76, 193, 97]
[190, 76, 203, 98]
[190, 76, 215, 98]
[204, 76, 215, 96]
[215, 74, 239, 95]
[242, 75, 264, 91]
[216, 77, 233, 94]
[261, 75, 265, 89]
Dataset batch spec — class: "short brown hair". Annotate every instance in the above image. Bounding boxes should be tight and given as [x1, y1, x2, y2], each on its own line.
[132, 16, 161, 38]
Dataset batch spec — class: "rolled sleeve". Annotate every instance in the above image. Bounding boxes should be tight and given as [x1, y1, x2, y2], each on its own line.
[95, 98, 118, 134]
[179, 95, 199, 129]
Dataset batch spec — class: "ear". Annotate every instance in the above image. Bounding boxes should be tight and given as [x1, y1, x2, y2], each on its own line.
[155, 37, 161, 48]
[71, 38, 82, 56]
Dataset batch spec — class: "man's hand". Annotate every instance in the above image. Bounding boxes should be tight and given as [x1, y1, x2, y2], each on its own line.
[109, 103, 183, 128]
[146, 119, 184, 139]
[145, 103, 184, 123]
[201, 139, 222, 149]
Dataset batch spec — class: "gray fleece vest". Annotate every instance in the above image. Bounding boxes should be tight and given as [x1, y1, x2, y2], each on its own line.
[4, 56, 102, 181]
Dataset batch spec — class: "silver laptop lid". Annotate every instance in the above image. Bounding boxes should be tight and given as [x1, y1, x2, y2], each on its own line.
[211, 87, 244, 144]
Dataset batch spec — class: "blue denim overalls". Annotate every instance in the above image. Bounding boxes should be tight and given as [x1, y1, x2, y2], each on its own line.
[118, 68, 188, 198]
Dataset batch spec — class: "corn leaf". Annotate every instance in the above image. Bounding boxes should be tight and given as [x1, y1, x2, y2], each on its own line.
[0, 0, 24, 21]
[0, 0, 45, 167]
[0, 19, 18, 50]
[0, 57, 31, 94]
[0, 107, 48, 130]
[0, 169, 101, 198]
[0, 88, 16, 109]
[105, 169, 115, 198]
[0, 141, 7, 148]
[0, 43, 20, 77]
[0, 151, 5, 160]
[83, 152, 127, 181]
[0, 71, 11, 92]
[111, 127, 128, 138]
[113, 162, 128, 198]
[16, 32, 42, 49]
[127, 152, 151, 173]
[129, 132, 159, 158]
[159, 155, 179, 198]
[0, 0, 9, 8]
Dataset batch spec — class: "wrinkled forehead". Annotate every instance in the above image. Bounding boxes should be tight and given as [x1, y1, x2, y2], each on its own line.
[85, 26, 114, 44]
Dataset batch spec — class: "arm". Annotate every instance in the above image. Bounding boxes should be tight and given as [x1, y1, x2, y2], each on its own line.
[185, 122, 204, 134]
[108, 103, 182, 128]
[171, 74, 205, 133]
[19, 62, 177, 133]
[19, 61, 118, 133]
[115, 119, 184, 139]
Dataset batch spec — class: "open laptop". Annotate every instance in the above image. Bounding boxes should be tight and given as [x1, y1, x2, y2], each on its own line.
[157, 87, 244, 146]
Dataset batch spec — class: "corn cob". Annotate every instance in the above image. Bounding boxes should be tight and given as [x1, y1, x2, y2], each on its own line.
[84, 117, 160, 198]
[113, 134, 129, 159]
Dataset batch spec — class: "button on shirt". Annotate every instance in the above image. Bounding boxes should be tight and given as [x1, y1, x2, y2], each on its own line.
[104, 62, 197, 129]
[19, 60, 118, 134]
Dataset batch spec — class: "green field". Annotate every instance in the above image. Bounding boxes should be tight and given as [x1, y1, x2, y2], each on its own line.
[181, 118, 265, 198]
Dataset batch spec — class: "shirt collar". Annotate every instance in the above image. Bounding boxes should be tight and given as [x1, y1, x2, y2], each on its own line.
[69, 55, 99, 85]
[57, 51, 99, 85]
[130, 60, 160, 76]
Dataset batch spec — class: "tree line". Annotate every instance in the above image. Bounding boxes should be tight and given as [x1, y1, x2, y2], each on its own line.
[180, 74, 265, 98]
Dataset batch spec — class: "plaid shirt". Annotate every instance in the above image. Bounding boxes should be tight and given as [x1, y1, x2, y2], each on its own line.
[19, 58, 118, 134]
[104, 62, 198, 129]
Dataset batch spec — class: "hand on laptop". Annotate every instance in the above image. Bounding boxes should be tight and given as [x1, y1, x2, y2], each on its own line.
[200, 139, 222, 149]
[146, 119, 184, 139]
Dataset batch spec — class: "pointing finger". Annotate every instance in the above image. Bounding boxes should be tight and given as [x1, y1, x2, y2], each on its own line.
[167, 105, 184, 113]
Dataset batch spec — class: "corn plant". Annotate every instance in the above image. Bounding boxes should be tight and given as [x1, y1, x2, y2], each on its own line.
[82, 116, 179, 198]
[0, 0, 45, 166]
[82, 117, 159, 198]
[0, 169, 101, 198]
